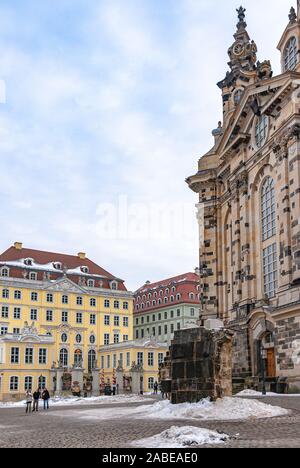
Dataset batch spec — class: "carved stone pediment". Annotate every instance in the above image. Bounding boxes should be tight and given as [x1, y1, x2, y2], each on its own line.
[46, 278, 86, 294]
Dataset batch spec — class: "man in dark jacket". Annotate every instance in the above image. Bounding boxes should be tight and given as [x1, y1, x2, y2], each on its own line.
[42, 388, 50, 410]
[32, 389, 41, 412]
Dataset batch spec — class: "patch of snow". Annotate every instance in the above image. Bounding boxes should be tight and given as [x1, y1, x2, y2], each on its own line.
[133, 397, 290, 421]
[237, 390, 300, 397]
[0, 394, 149, 409]
[133, 426, 231, 448]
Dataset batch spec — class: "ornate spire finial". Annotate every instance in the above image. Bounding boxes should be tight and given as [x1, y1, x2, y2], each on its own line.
[289, 6, 297, 23]
[236, 6, 247, 30]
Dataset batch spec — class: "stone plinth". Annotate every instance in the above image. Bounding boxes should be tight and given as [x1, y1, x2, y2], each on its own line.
[170, 327, 234, 404]
[91, 369, 100, 396]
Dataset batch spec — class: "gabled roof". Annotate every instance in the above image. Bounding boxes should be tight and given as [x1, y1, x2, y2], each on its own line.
[136, 272, 198, 294]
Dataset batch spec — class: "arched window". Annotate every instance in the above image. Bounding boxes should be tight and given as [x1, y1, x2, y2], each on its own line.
[284, 37, 298, 71]
[1, 268, 9, 278]
[74, 349, 83, 366]
[261, 177, 276, 241]
[59, 349, 68, 367]
[255, 115, 268, 148]
[88, 350, 96, 371]
[87, 279, 95, 288]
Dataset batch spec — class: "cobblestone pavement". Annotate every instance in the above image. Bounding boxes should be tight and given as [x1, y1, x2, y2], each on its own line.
[0, 396, 300, 448]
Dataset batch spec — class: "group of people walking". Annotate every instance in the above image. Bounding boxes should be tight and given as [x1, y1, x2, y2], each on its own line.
[25, 388, 50, 414]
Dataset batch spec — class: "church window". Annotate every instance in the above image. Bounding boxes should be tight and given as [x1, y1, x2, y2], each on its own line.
[284, 37, 297, 71]
[263, 244, 278, 299]
[261, 177, 276, 241]
[255, 115, 268, 148]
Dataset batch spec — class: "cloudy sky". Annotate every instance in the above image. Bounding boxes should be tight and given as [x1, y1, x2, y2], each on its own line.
[0, 0, 293, 290]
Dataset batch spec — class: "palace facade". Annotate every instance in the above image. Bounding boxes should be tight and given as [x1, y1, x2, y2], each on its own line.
[134, 273, 201, 346]
[187, 4, 300, 391]
[0, 242, 134, 401]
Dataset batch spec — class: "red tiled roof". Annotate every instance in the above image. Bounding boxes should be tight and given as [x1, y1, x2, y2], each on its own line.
[0, 245, 127, 291]
[135, 272, 199, 293]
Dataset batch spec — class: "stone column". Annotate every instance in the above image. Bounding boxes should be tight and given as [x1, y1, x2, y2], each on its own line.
[55, 368, 64, 396]
[91, 368, 100, 396]
[116, 366, 124, 395]
[130, 363, 144, 394]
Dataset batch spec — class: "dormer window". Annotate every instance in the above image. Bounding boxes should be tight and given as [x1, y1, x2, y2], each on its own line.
[87, 279, 95, 288]
[53, 262, 62, 270]
[110, 281, 118, 291]
[0, 267, 9, 277]
[24, 258, 33, 266]
[81, 266, 89, 274]
[284, 37, 298, 71]
[29, 272, 37, 281]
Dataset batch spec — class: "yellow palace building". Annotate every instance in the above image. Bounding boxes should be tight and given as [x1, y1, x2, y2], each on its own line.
[0, 242, 134, 401]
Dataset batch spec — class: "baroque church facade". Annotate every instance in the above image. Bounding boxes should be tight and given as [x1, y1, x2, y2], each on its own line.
[187, 4, 300, 390]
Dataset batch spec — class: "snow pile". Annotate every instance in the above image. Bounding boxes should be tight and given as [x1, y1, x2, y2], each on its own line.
[133, 397, 289, 421]
[133, 426, 231, 448]
[0, 394, 149, 409]
[236, 390, 279, 397]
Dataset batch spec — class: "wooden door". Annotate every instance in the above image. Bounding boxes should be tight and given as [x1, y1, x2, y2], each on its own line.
[266, 349, 276, 378]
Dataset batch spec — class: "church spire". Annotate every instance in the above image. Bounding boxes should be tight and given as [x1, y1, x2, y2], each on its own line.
[227, 6, 257, 73]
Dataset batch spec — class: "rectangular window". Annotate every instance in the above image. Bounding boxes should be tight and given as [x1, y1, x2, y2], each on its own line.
[46, 310, 53, 322]
[2, 289, 9, 299]
[31, 292, 38, 302]
[77, 296, 83, 306]
[137, 352, 143, 366]
[177, 323, 181, 331]
[190, 308, 195, 317]
[148, 377, 154, 390]
[119, 353, 123, 367]
[62, 295, 69, 304]
[113, 354, 117, 368]
[90, 298, 96, 307]
[152, 327, 156, 336]
[46, 293, 53, 303]
[164, 325, 168, 335]
[11, 347, 19, 364]
[101, 356, 104, 369]
[158, 353, 164, 366]
[148, 352, 154, 367]
[263, 243, 278, 299]
[135, 318, 139, 325]
[90, 314, 96, 325]
[126, 352, 130, 367]
[171, 324, 174, 334]
[104, 300, 110, 308]
[177, 309, 181, 317]
[24, 376, 33, 392]
[39, 349, 47, 365]
[14, 290, 21, 300]
[114, 316, 120, 327]
[114, 301, 120, 309]
[158, 326, 162, 336]
[10, 376, 19, 391]
[123, 302, 129, 310]
[104, 315, 110, 326]
[76, 313, 83, 324]
[13, 308, 21, 320]
[1, 326, 8, 335]
[114, 334, 120, 344]
[123, 335, 129, 342]
[123, 317, 129, 327]
[104, 334, 110, 345]
[107, 355, 111, 369]
[141, 329, 144, 338]
[171, 310, 174, 319]
[25, 348, 34, 365]
[135, 330, 139, 339]
[141, 317, 144, 325]
[62, 311, 68, 323]
[1, 306, 9, 319]
[13, 328, 20, 335]
[30, 309, 38, 321]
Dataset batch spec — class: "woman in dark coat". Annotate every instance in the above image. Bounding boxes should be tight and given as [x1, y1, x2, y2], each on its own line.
[42, 388, 50, 410]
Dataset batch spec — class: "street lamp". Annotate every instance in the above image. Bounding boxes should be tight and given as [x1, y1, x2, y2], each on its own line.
[261, 347, 267, 396]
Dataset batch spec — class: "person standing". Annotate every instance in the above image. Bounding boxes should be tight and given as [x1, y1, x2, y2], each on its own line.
[42, 388, 50, 410]
[154, 382, 158, 395]
[25, 391, 33, 414]
[32, 388, 41, 412]
[112, 383, 116, 396]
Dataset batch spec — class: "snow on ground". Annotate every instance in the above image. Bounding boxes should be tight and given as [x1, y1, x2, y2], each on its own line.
[47, 397, 289, 422]
[133, 426, 231, 448]
[0, 394, 149, 409]
[132, 397, 289, 421]
[237, 389, 300, 397]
